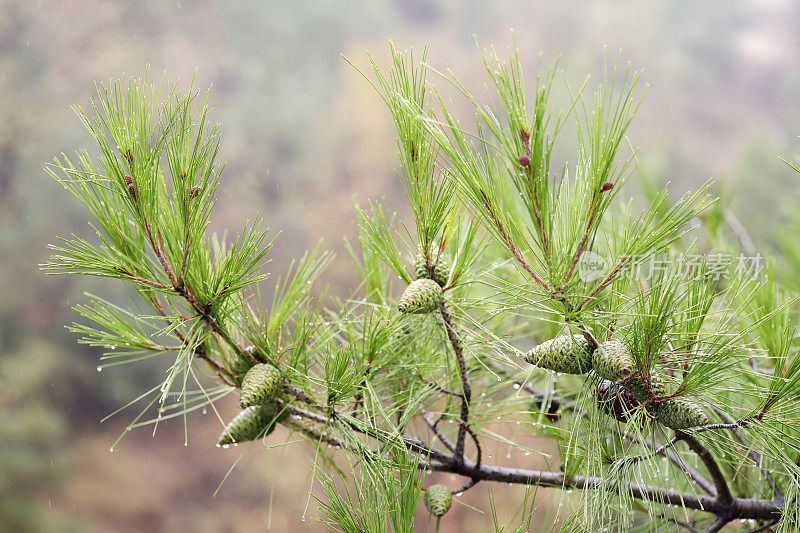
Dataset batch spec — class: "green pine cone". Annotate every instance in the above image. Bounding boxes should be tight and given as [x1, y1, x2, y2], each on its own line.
[525, 334, 594, 374]
[217, 402, 281, 445]
[414, 253, 450, 287]
[655, 398, 709, 430]
[398, 279, 444, 314]
[240, 363, 282, 408]
[625, 373, 668, 403]
[593, 341, 635, 382]
[424, 484, 452, 517]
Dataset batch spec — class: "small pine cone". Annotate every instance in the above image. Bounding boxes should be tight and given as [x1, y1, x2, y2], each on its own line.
[217, 402, 281, 445]
[593, 341, 635, 382]
[424, 484, 452, 517]
[625, 373, 668, 403]
[655, 398, 709, 430]
[240, 363, 282, 408]
[525, 334, 594, 375]
[414, 253, 450, 287]
[596, 381, 638, 422]
[398, 279, 444, 314]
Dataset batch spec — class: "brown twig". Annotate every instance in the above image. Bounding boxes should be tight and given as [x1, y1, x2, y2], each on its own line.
[278, 401, 452, 465]
[439, 302, 473, 465]
[282, 383, 322, 411]
[452, 476, 480, 494]
[119, 269, 171, 290]
[578, 257, 629, 311]
[423, 415, 456, 453]
[479, 190, 550, 292]
[417, 373, 464, 399]
[561, 195, 603, 286]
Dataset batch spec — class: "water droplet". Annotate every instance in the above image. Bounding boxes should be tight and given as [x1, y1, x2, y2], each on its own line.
[222, 444, 230, 449]
[96, 366, 102, 372]
[109, 448, 114, 453]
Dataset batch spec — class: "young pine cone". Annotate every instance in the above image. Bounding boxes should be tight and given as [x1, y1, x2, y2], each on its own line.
[525, 334, 594, 374]
[593, 340, 635, 382]
[414, 253, 450, 287]
[655, 398, 709, 430]
[398, 279, 443, 314]
[239, 363, 282, 408]
[424, 483, 452, 517]
[217, 402, 282, 445]
[625, 372, 668, 403]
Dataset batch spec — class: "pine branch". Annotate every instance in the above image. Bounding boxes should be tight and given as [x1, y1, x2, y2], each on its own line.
[675, 431, 733, 508]
[428, 457, 781, 521]
[701, 515, 731, 533]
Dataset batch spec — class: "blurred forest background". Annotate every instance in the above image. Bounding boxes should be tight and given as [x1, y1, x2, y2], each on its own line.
[2, 0, 800, 531]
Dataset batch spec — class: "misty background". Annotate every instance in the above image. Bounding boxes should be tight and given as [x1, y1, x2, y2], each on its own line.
[2, 1, 799, 531]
